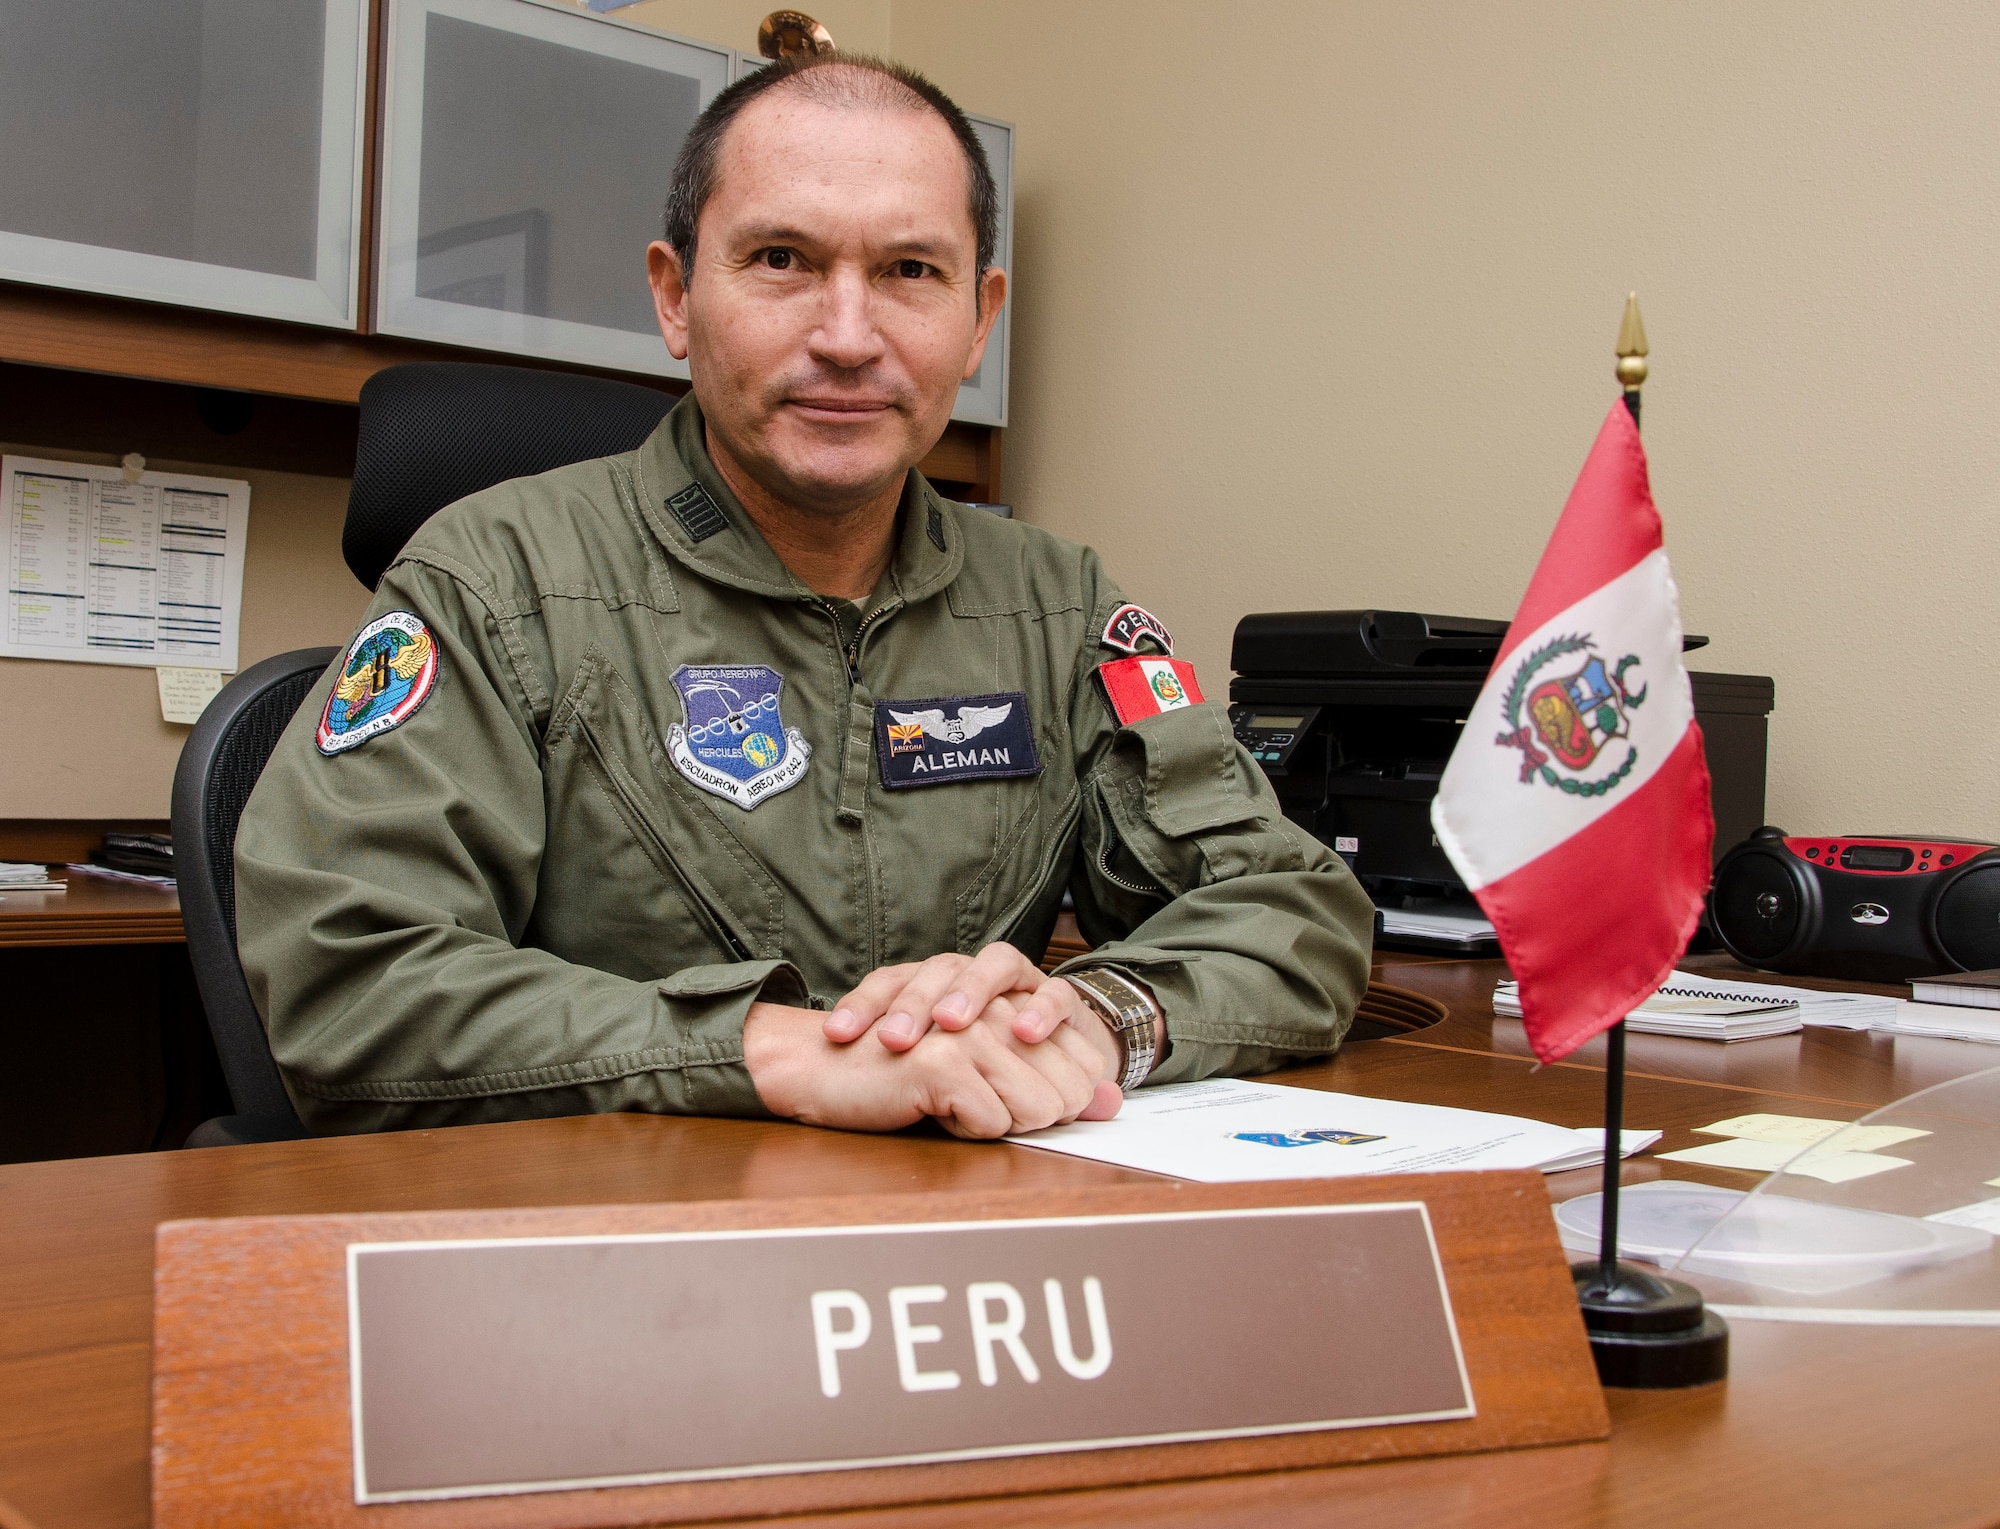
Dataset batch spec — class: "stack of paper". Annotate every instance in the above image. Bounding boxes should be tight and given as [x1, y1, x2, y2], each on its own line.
[1377, 899, 1497, 950]
[0, 861, 62, 892]
[1007, 1078, 1658, 1183]
[1493, 976, 1801, 1041]
[1871, 1001, 2000, 1045]
[1657, 1112, 1930, 1184]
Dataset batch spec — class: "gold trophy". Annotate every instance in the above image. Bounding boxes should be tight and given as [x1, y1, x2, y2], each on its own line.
[758, 11, 835, 60]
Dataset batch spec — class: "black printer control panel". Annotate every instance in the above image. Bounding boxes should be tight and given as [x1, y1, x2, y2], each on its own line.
[1229, 704, 1321, 776]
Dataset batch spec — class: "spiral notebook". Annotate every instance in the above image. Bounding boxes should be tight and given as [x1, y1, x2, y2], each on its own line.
[1494, 975, 1803, 1041]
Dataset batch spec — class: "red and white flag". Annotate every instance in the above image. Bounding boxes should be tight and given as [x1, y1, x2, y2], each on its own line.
[1431, 404, 1713, 1063]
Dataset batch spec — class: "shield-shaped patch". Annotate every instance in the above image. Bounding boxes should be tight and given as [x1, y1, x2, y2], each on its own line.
[665, 664, 811, 810]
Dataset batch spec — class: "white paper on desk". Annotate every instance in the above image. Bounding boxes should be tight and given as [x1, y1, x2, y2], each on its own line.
[1006, 1078, 1657, 1183]
[2, 454, 250, 671]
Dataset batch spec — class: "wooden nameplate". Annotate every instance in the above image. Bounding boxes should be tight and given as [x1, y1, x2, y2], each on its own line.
[152, 1173, 1607, 1526]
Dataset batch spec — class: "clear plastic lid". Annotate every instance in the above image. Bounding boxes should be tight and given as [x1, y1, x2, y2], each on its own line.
[1560, 1063, 2000, 1325]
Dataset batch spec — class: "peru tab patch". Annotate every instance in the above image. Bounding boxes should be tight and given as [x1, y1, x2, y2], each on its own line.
[317, 611, 439, 755]
[874, 692, 1042, 789]
[1100, 602, 1174, 655]
[1098, 656, 1205, 726]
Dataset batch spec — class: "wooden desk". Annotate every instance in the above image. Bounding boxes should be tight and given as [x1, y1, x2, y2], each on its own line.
[0, 871, 211, 1164]
[5, 960, 2000, 1529]
[0, 869, 181, 948]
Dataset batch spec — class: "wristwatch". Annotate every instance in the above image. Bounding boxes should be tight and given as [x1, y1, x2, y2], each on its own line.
[1064, 966, 1161, 1094]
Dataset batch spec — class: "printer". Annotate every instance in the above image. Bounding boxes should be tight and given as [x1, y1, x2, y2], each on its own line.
[1227, 610, 1774, 909]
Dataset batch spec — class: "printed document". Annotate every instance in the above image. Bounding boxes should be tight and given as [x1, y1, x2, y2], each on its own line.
[3, 454, 250, 670]
[1007, 1078, 1657, 1183]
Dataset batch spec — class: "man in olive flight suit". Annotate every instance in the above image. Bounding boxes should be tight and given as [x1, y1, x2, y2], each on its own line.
[235, 52, 1374, 1138]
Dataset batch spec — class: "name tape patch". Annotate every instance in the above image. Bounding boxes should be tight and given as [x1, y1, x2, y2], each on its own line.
[317, 611, 439, 755]
[874, 692, 1042, 788]
[1100, 603, 1173, 656]
[1098, 657, 1204, 727]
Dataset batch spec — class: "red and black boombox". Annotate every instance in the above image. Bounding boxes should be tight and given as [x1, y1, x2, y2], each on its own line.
[1709, 829, 2000, 981]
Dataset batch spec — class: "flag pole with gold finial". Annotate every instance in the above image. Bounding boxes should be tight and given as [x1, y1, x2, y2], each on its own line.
[1617, 292, 1649, 427]
[1569, 293, 1729, 1390]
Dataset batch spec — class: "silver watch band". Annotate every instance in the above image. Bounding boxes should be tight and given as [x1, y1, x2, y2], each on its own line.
[1064, 966, 1160, 1093]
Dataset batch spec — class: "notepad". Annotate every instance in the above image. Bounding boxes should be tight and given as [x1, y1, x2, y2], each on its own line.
[1494, 976, 1801, 1040]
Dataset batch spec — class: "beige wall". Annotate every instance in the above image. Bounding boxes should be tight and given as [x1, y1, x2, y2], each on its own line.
[11, 1, 1998, 838]
[892, 0, 2000, 841]
[0, 448, 366, 819]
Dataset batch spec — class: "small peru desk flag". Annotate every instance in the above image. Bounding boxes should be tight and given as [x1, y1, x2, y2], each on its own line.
[1431, 403, 1714, 1063]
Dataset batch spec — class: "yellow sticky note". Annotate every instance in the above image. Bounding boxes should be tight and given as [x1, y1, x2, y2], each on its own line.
[1659, 1137, 1914, 1182]
[157, 667, 229, 726]
[1787, 1152, 1914, 1183]
[1695, 1114, 1929, 1152]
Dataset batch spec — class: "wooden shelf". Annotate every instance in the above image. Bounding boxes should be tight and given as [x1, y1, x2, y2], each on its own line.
[0, 282, 1001, 500]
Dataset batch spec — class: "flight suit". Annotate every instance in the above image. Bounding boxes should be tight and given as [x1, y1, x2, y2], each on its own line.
[234, 395, 1374, 1133]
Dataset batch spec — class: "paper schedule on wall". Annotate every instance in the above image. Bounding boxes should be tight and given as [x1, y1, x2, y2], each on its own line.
[2, 455, 249, 671]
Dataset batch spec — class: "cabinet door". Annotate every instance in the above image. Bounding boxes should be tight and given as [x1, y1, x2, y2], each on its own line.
[954, 113, 1014, 427]
[0, 0, 367, 328]
[376, 0, 729, 377]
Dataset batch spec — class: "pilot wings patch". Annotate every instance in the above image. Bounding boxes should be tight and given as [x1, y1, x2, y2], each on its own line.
[873, 692, 1041, 789]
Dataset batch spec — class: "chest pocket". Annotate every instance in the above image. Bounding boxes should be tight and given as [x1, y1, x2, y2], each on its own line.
[540, 649, 784, 975]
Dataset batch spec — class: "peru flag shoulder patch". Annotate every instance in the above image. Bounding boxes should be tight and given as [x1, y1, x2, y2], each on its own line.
[1097, 656, 1205, 725]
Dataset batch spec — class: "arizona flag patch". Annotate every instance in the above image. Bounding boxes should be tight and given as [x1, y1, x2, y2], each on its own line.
[1098, 656, 1204, 725]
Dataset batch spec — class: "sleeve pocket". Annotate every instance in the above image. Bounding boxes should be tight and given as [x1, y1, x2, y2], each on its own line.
[1131, 705, 1265, 837]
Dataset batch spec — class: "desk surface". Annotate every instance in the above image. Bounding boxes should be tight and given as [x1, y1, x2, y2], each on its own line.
[5, 958, 1999, 1529]
[0, 868, 181, 948]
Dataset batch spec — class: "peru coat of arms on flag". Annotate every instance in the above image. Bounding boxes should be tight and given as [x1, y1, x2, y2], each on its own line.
[1431, 403, 1714, 1063]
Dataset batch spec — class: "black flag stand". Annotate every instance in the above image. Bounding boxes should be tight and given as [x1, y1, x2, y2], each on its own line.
[1568, 298, 1729, 1389]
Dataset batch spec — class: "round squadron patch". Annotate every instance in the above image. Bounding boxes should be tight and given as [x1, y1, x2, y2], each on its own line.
[316, 611, 439, 756]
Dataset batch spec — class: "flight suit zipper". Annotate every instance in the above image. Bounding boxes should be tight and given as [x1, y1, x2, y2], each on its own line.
[817, 597, 898, 977]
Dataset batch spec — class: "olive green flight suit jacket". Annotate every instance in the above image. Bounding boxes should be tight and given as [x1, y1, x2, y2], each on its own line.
[235, 396, 1374, 1134]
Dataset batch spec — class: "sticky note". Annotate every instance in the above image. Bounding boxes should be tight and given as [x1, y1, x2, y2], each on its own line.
[1659, 1137, 1913, 1182]
[1786, 1152, 1914, 1184]
[1926, 1197, 2000, 1234]
[157, 667, 229, 725]
[1694, 1114, 1930, 1153]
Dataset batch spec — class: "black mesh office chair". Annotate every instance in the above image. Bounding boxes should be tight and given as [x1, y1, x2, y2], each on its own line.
[174, 362, 680, 1147]
[172, 648, 338, 1147]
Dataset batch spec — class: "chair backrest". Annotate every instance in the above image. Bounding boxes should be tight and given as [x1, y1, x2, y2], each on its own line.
[343, 361, 679, 589]
[170, 647, 339, 1124]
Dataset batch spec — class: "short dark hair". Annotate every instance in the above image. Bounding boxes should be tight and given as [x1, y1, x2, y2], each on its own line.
[662, 54, 999, 291]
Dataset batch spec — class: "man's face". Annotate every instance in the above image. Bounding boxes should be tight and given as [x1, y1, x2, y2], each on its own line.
[649, 89, 1006, 515]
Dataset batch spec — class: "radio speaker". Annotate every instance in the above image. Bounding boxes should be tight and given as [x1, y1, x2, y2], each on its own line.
[1933, 861, 2000, 971]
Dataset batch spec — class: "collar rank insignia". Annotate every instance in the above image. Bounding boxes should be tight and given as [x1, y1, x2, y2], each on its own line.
[317, 611, 439, 755]
[1097, 656, 1205, 727]
[873, 692, 1042, 789]
[666, 664, 811, 810]
[1100, 602, 1173, 656]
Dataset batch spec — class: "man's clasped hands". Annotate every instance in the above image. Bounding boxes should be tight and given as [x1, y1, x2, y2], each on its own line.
[742, 941, 1133, 1139]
